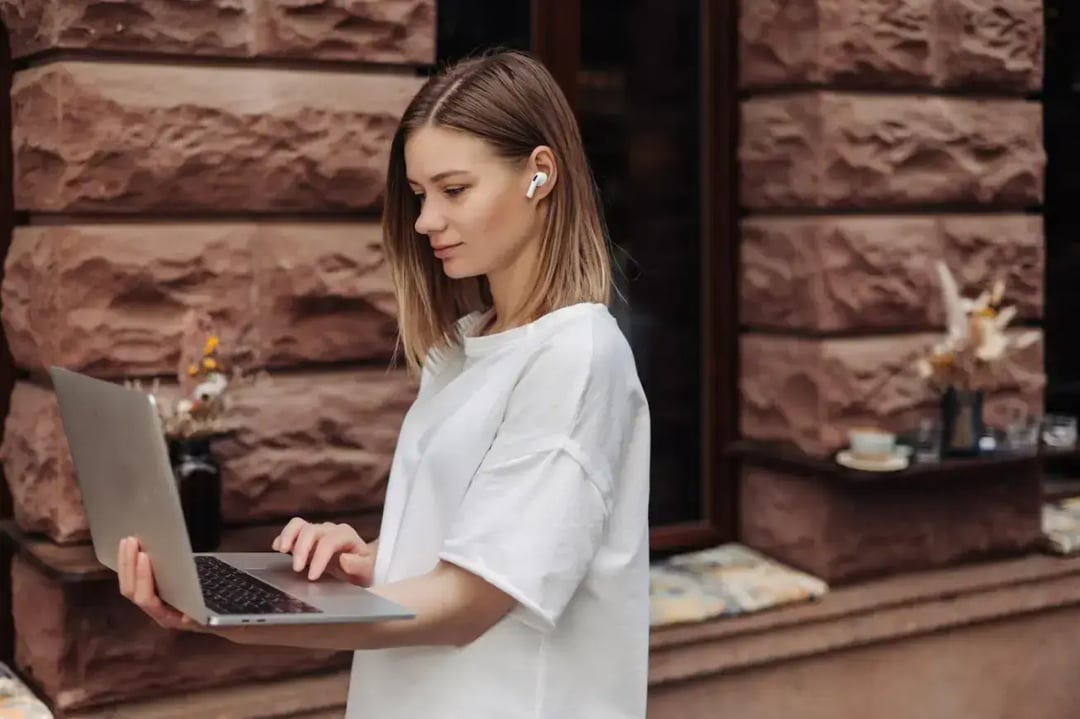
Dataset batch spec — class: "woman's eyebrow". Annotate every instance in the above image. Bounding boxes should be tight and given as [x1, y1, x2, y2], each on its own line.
[432, 170, 468, 182]
[407, 170, 468, 186]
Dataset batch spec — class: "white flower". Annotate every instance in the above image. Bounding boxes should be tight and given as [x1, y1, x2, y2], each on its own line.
[194, 372, 228, 400]
[975, 328, 1006, 362]
[936, 261, 967, 345]
[994, 305, 1017, 330]
[990, 278, 1005, 306]
[1011, 331, 1040, 350]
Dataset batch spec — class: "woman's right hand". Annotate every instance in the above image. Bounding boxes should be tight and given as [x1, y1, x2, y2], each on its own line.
[272, 518, 375, 586]
[117, 537, 206, 632]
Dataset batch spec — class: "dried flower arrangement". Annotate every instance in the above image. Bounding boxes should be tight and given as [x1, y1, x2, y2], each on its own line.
[125, 310, 267, 440]
[915, 261, 1039, 392]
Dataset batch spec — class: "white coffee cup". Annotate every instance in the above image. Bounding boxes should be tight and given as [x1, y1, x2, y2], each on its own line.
[848, 427, 896, 460]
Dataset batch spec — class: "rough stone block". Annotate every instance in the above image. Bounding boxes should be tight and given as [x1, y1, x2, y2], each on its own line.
[0, 383, 82, 543]
[739, 462, 1042, 584]
[252, 223, 399, 369]
[0, 0, 51, 58]
[11, 556, 349, 711]
[0, 370, 415, 543]
[739, 0, 1042, 92]
[740, 0, 934, 88]
[738, 0, 820, 87]
[941, 215, 1044, 320]
[740, 214, 1043, 332]
[740, 216, 941, 332]
[213, 368, 414, 524]
[935, 0, 1044, 91]
[2, 225, 254, 377]
[739, 331, 1044, 455]
[740, 93, 1045, 210]
[0, 0, 436, 64]
[0, 0, 251, 58]
[255, 0, 435, 64]
[12, 62, 421, 213]
[1, 223, 398, 377]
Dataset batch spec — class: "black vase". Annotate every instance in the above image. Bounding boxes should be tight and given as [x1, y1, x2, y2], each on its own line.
[167, 436, 222, 552]
[941, 387, 985, 458]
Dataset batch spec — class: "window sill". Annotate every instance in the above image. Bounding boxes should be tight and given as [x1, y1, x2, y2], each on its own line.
[648, 551, 1080, 687]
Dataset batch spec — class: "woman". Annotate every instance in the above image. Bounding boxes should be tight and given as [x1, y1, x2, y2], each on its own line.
[117, 49, 651, 718]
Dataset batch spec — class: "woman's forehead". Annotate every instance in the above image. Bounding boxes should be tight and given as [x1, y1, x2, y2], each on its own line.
[405, 126, 500, 180]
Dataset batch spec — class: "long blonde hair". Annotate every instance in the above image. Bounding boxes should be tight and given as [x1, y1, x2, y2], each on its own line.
[382, 50, 611, 370]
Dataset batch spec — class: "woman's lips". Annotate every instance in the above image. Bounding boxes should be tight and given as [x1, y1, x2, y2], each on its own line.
[432, 243, 462, 259]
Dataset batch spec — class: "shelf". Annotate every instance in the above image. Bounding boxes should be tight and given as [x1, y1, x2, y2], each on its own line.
[726, 440, 1080, 489]
[0, 510, 382, 585]
[1043, 474, 1080, 503]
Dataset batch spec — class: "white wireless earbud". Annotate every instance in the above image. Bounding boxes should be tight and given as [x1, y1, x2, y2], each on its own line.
[526, 171, 549, 199]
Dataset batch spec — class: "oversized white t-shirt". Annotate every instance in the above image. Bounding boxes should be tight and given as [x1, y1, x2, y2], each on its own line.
[345, 302, 651, 718]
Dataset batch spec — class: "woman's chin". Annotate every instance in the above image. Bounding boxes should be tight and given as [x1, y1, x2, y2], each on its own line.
[440, 259, 480, 280]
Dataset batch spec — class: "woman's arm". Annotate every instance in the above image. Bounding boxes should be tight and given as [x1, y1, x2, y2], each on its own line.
[224, 560, 515, 650]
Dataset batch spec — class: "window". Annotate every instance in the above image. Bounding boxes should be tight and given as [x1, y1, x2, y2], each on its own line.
[1044, 1, 1080, 418]
[436, 2, 532, 62]
[1042, 2, 1080, 486]
[436, 0, 738, 551]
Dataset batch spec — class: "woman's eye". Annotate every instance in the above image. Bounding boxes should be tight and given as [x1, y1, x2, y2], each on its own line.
[444, 186, 466, 198]
[413, 193, 425, 204]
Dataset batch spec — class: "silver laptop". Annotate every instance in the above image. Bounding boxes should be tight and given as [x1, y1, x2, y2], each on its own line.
[49, 366, 413, 627]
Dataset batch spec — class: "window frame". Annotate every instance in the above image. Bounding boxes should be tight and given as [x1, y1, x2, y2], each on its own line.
[532, 0, 740, 552]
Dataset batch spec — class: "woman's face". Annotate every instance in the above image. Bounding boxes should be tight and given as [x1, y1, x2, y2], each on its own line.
[406, 125, 545, 280]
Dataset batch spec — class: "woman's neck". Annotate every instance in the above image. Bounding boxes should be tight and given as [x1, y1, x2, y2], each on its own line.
[483, 245, 541, 335]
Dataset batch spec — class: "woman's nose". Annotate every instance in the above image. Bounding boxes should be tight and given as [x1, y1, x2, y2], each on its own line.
[414, 201, 446, 236]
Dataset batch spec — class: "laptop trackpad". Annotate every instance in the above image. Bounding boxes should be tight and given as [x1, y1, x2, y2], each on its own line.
[216, 552, 372, 601]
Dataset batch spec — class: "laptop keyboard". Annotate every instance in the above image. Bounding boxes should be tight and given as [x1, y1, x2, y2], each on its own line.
[195, 556, 322, 616]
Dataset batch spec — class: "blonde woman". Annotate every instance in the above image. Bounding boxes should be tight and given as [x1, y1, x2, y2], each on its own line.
[117, 50, 651, 718]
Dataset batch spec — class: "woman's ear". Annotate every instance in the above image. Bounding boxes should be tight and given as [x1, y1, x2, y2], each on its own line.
[527, 145, 557, 200]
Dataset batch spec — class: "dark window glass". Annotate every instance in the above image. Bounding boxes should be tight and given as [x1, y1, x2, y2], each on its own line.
[579, 0, 704, 524]
[1044, 1, 1080, 416]
[436, 2, 531, 63]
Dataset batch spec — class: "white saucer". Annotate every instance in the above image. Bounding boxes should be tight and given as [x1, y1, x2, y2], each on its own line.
[836, 449, 910, 473]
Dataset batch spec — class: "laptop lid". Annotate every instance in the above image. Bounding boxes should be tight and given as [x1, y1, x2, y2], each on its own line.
[49, 367, 209, 621]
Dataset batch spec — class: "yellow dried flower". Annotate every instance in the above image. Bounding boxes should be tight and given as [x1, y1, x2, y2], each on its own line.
[931, 352, 955, 368]
[187, 364, 199, 377]
[203, 336, 220, 355]
[203, 357, 218, 371]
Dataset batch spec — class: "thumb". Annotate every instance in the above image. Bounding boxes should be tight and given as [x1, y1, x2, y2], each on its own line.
[339, 553, 373, 584]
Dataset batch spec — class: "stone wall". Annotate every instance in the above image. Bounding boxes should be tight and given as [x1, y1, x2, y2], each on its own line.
[738, 0, 1047, 456]
[0, 1, 433, 712]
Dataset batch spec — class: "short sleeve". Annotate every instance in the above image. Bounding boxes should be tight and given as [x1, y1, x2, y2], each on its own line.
[439, 440, 609, 632]
[437, 327, 625, 632]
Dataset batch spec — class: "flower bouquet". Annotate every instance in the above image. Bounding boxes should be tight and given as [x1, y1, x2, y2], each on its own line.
[915, 261, 1039, 456]
[124, 311, 266, 550]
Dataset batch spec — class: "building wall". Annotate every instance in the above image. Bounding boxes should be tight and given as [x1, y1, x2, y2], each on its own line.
[737, 0, 1047, 454]
[0, 0, 432, 711]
